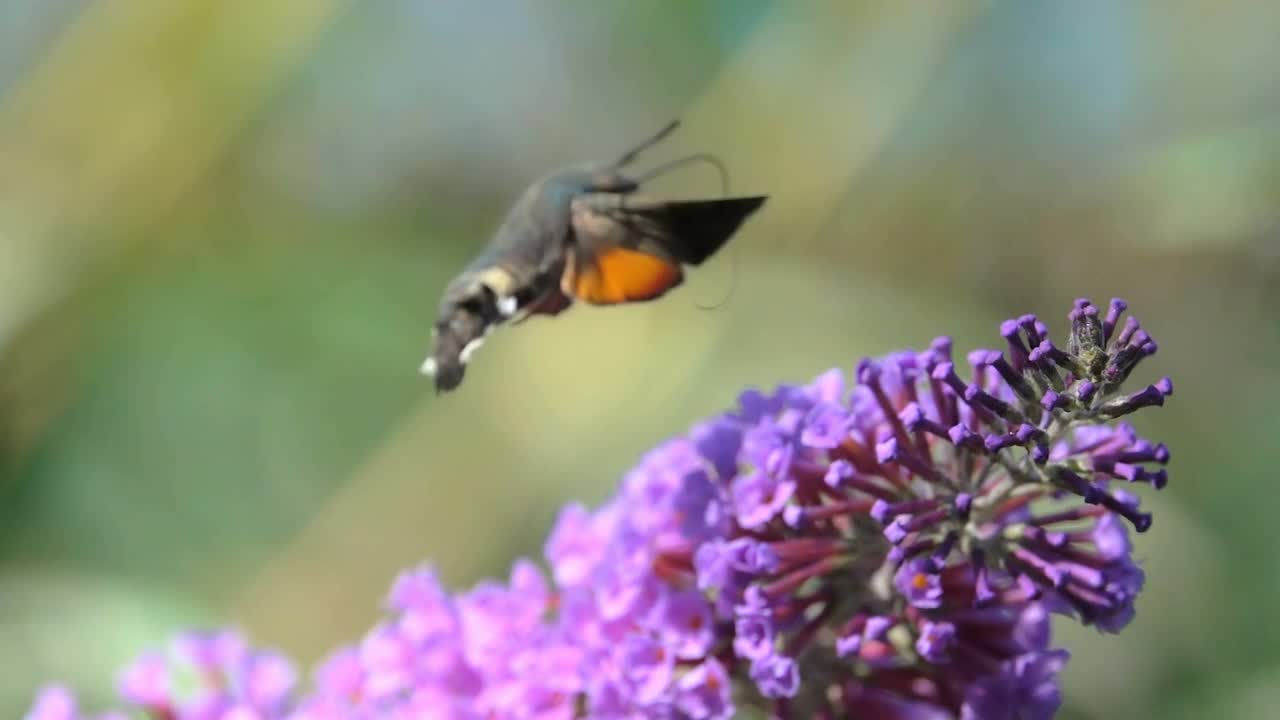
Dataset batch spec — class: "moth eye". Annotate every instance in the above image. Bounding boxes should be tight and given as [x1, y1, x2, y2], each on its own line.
[458, 283, 498, 313]
[458, 290, 492, 315]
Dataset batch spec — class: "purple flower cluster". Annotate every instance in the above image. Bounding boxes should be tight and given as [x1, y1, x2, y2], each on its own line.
[26, 298, 1170, 719]
[27, 629, 297, 720]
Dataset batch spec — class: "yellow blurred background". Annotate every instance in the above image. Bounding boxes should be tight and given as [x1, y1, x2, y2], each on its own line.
[1, 1, 1277, 718]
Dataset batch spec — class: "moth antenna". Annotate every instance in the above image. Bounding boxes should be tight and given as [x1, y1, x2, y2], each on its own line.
[635, 153, 733, 312]
[633, 153, 731, 197]
[624, 133, 741, 312]
[614, 119, 681, 167]
[692, 237, 738, 311]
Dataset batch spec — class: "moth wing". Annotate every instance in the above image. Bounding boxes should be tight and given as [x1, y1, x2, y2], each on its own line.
[561, 193, 685, 305]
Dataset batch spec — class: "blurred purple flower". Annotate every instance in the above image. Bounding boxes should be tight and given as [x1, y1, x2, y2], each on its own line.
[116, 651, 170, 710]
[24, 687, 78, 720]
[25, 298, 1171, 719]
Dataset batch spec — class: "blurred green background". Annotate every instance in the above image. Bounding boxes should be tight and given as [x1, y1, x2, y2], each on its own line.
[1, 1, 1277, 717]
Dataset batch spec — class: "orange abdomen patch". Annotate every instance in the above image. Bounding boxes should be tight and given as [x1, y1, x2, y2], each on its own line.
[565, 247, 684, 305]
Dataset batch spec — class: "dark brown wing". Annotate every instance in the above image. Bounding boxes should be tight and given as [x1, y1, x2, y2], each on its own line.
[561, 193, 766, 305]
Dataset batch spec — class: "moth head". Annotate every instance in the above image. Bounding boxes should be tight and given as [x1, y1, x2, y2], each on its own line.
[436, 267, 518, 326]
[423, 267, 520, 391]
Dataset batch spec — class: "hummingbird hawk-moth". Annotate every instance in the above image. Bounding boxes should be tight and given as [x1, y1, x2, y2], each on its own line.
[420, 120, 768, 392]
